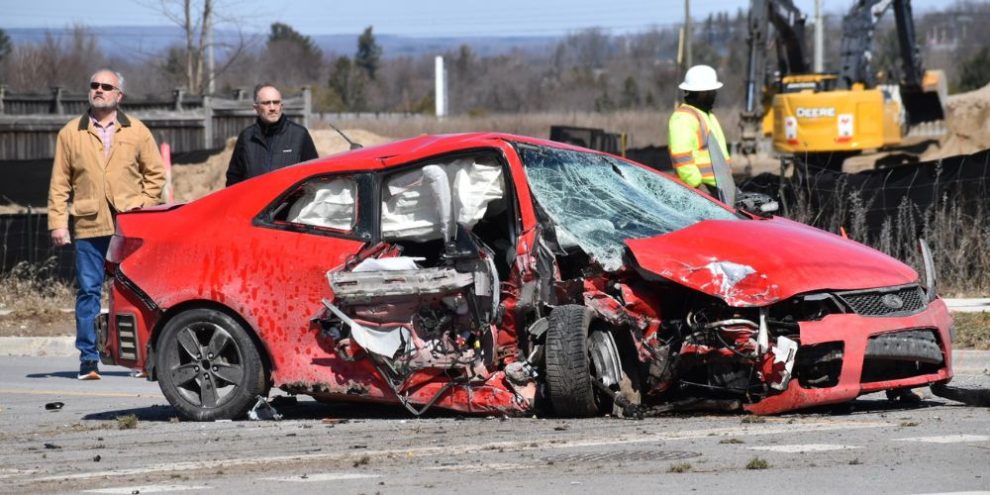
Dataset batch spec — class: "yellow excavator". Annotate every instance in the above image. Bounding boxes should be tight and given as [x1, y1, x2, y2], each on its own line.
[740, 0, 946, 168]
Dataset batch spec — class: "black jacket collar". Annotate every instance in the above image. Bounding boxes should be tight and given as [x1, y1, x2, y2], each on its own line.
[254, 114, 287, 137]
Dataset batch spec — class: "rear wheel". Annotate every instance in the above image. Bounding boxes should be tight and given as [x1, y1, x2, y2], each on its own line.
[544, 305, 598, 417]
[156, 308, 268, 421]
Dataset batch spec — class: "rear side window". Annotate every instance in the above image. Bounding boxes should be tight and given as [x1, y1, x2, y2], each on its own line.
[273, 176, 357, 233]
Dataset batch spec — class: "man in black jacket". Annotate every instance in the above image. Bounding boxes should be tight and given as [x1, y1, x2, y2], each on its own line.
[225, 84, 319, 186]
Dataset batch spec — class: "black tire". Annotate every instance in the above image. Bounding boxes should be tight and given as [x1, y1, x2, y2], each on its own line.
[545, 305, 598, 417]
[156, 308, 268, 421]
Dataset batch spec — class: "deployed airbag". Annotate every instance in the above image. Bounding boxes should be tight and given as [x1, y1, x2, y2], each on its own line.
[381, 159, 504, 241]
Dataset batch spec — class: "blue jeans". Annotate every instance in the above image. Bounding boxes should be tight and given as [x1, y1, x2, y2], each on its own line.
[75, 236, 111, 363]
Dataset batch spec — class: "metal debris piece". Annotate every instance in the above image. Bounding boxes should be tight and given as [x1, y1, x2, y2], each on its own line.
[247, 396, 283, 421]
[591, 379, 642, 419]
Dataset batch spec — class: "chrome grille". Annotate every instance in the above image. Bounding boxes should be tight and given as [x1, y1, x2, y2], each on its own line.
[836, 285, 926, 317]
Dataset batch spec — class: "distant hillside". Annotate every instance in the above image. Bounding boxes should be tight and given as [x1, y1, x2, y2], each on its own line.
[5, 26, 558, 59]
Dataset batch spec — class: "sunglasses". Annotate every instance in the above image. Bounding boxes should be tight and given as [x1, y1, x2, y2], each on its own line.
[90, 82, 117, 91]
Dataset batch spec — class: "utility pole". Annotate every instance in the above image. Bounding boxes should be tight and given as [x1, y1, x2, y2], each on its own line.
[684, 0, 692, 68]
[435, 56, 447, 119]
[206, 0, 215, 95]
[814, 0, 824, 72]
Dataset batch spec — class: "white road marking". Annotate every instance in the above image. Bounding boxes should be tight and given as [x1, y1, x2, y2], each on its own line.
[83, 485, 209, 494]
[425, 463, 534, 472]
[895, 434, 990, 444]
[30, 419, 891, 483]
[0, 468, 37, 479]
[259, 473, 380, 482]
[748, 444, 860, 453]
[0, 388, 155, 398]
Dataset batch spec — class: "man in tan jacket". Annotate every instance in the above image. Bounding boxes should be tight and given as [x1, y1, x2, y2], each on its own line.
[48, 69, 165, 380]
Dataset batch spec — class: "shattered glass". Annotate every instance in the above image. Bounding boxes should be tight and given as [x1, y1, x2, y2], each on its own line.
[520, 146, 737, 270]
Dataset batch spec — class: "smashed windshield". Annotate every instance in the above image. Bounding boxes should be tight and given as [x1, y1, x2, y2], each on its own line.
[519, 144, 737, 270]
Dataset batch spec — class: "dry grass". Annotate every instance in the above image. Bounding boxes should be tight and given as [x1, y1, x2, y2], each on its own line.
[740, 416, 767, 424]
[745, 457, 770, 470]
[116, 414, 138, 430]
[953, 313, 990, 349]
[785, 179, 990, 296]
[0, 258, 75, 316]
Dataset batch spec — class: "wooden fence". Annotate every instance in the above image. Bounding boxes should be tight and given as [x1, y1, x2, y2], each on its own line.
[0, 85, 311, 160]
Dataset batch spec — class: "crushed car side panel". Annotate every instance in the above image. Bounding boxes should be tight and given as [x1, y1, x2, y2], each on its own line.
[303, 146, 543, 414]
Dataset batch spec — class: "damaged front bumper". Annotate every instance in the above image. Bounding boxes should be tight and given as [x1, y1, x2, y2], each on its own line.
[745, 299, 954, 414]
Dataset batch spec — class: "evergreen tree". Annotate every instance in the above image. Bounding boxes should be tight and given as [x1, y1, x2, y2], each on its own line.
[958, 46, 990, 92]
[0, 28, 11, 63]
[267, 22, 323, 83]
[355, 26, 382, 80]
[268, 22, 321, 59]
[328, 56, 353, 109]
[620, 76, 641, 108]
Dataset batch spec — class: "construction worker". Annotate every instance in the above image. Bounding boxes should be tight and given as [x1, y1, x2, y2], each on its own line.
[668, 64, 734, 203]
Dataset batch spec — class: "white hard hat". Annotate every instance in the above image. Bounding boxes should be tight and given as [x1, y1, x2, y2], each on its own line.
[679, 64, 723, 91]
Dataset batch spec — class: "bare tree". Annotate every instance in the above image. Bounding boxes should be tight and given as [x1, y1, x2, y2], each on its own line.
[2, 25, 104, 91]
[148, 0, 250, 95]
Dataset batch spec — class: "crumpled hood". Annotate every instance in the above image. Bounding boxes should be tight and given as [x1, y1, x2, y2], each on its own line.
[625, 217, 918, 307]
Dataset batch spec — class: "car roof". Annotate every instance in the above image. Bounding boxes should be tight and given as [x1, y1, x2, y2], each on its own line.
[288, 132, 606, 176]
[206, 132, 649, 207]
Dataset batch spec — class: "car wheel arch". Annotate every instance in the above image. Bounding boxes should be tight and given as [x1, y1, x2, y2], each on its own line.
[147, 300, 273, 384]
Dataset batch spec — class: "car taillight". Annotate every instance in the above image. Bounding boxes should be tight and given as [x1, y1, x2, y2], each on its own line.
[107, 235, 144, 265]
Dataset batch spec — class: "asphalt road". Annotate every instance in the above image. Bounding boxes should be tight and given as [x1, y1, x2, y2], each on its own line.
[1, 356, 988, 495]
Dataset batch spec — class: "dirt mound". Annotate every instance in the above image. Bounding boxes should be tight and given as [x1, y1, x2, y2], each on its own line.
[170, 128, 393, 202]
[922, 83, 990, 161]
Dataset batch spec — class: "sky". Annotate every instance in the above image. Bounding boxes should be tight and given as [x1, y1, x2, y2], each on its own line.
[4, 0, 957, 37]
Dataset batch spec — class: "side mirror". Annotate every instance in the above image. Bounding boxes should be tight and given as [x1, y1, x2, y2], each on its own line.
[919, 239, 937, 302]
[734, 192, 779, 217]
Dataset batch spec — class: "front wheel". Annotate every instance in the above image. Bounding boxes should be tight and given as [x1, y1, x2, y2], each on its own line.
[544, 305, 598, 417]
[156, 308, 268, 421]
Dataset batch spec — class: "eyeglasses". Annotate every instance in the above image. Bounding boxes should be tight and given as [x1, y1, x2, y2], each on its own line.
[256, 100, 282, 107]
[90, 82, 117, 91]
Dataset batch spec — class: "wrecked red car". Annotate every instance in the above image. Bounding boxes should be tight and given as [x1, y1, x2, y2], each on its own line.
[97, 133, 954, 420]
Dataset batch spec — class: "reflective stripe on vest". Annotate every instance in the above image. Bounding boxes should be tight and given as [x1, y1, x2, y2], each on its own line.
[673, 105, 714, 178]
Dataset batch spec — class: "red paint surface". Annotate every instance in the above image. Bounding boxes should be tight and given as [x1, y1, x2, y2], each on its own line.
[745, 299, 953, 414]
[626, 216, 918, 307]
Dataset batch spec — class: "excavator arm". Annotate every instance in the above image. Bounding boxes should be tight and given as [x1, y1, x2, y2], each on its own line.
[740, 0, 809, 155]
[839, 0, 945, 124]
